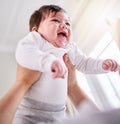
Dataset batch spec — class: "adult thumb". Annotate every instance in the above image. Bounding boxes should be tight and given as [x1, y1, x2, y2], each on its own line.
[63, 53, 74, 70]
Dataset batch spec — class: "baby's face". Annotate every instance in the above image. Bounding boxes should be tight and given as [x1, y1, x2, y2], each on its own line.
[37, 11, 72, 48]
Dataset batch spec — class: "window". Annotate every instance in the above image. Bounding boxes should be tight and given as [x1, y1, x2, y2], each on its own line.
[77, 31, 120, 110]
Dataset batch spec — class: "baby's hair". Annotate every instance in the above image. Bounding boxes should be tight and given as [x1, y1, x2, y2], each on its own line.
[29, 5, 66, 31]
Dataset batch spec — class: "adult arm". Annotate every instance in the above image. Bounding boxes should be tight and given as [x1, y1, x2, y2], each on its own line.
[52, 54, 120, 124]
[0, 64, 41, 124]
[63, 54, 98, 109]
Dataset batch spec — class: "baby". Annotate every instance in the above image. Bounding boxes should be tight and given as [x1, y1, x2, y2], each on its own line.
[14, 4, 119, 124]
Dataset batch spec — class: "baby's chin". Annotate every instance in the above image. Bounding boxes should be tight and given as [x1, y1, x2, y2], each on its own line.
[57, 42, 68, 48]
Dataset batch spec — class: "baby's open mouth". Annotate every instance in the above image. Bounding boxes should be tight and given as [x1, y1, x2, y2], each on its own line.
[57, 32, 67, 37]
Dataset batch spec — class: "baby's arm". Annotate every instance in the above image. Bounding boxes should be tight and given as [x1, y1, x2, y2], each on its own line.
[16, 38, 66, 78]
[68, 43, 120, 74]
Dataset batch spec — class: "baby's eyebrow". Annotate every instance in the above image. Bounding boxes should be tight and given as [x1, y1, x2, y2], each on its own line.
[65, 17, 71, 23]
[53, 16, 70, 22]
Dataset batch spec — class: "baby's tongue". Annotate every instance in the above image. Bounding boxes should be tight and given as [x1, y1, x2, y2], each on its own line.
[58, 33, 66, 41]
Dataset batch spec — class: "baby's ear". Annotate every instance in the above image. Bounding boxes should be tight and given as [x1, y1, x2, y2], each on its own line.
[32, 26, 37, 31]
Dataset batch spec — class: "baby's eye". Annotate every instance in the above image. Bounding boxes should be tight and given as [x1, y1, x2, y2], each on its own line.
[66, 22, 71, 26]
[52, 19, 60, 23]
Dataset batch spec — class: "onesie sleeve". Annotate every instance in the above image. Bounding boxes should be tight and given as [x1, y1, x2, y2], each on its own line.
[15, 32, 57, 72]
[68, 43, 108, 74]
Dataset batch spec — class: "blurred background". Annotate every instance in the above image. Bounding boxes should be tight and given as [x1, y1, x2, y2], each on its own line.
[0, 0, 120, 110]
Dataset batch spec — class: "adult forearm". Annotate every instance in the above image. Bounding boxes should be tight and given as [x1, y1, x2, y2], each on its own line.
[68, 82, 99, 111]
[68, 82, 87, 107]
[0, 81, 30, 124]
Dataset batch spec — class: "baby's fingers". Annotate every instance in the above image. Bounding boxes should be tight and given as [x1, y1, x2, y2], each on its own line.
[51, 61, 66, 79]
[116, 64, 120, 72]
[111, 60, 117, 71]
[103, 59, 117, 71]
[52, 68, 58, 78]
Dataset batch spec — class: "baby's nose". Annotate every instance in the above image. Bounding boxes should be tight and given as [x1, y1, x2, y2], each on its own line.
[59, 23, 66, 29]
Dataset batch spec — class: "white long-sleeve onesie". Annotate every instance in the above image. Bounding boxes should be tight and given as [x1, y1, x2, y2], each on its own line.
[15, 31, 106, 105]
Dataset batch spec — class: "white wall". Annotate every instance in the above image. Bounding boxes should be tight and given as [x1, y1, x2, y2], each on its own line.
[0, 52, 17, 97]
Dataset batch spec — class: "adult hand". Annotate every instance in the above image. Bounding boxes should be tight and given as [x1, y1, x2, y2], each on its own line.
[63, 53, 77, 88]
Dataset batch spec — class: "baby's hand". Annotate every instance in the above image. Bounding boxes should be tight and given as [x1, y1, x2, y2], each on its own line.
[102, 59, 118, 72]
[51, 60, 67, 79]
